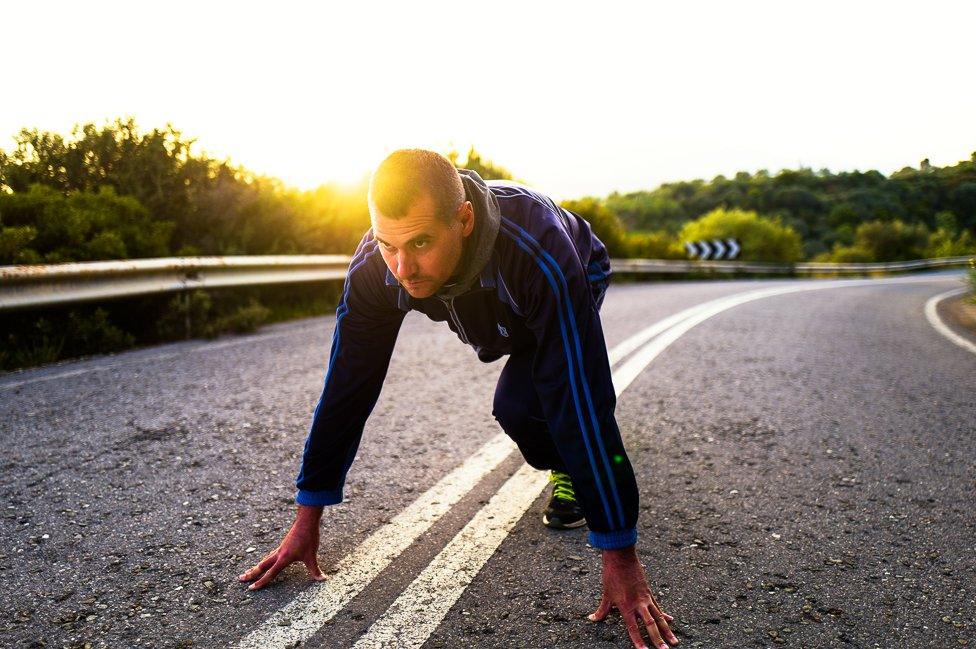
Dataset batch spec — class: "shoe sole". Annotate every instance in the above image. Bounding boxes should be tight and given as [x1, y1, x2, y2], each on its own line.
[542, 514, 588, 530]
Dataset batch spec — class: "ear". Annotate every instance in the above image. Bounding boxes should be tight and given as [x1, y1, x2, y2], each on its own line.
[458, 201, 475, 237]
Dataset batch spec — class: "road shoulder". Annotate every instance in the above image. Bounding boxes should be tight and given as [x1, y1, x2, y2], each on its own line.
[941, 291, 976, 341]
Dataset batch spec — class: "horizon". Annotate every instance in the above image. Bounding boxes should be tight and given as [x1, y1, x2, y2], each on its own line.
[3, 1, 975, 201]
[5, 113, 974, 200]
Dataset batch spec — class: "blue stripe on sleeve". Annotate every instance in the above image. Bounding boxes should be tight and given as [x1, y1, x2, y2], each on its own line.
[295, 239, 379, 494]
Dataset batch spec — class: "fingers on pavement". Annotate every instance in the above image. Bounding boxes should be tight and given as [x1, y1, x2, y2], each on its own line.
[588, 596, 612, 622]
[238, 550, 278, 582]
[249, 557, 288, 590]
[639, 606, 669, 649]
[625, 610, 651, 649]
[651, 593, 675, 621]
[304, 556, 327, 581]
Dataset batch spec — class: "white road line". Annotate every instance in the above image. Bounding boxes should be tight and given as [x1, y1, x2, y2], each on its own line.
[607, 272, 963, 368]
[607, 301, 712, 366]
[236, 433, 518, 649]
[612, 284, 834, 393]
[350, 463, 550, 649]
[924, 287, 976, 356]
[352, 273, 964, 649]
[613, 275, 970, 392]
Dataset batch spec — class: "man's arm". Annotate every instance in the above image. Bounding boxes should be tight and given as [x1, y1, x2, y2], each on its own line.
[240, 232, 406, 590]
[294, 254, 406, 506]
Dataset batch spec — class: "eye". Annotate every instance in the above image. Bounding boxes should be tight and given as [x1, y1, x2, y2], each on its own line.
[380, 241, 396, 252]
[413, 239, 428, 249]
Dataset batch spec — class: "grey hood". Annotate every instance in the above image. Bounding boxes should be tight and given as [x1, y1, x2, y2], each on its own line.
[434, 168, 501, 300]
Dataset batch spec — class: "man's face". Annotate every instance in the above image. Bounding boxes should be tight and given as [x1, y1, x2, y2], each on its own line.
[371, 190, 475, 299]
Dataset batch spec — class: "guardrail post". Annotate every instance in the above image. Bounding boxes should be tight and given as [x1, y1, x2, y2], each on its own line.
[183, 289, 191, 340]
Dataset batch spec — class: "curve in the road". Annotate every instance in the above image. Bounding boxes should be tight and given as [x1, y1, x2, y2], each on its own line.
[924, 287, 976, 355]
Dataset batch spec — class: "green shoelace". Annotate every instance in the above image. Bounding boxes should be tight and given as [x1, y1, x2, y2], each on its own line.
[548, 470, 577, 503]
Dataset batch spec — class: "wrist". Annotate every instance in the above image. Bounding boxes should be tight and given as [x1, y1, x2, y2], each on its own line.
[295, 504, 324, 528]
[602, 545, 638, 565]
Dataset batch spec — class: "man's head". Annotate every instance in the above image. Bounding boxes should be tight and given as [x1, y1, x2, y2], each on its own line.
[367, 149, 475, 299]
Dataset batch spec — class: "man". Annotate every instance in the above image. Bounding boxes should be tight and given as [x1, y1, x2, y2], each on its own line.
[239, 149, 679, 649]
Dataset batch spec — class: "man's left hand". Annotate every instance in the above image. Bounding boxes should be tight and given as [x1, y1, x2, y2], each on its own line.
[588, 545, 679, 649]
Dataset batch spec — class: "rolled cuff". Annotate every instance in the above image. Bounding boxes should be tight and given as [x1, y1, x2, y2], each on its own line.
[588, 527, 638, 550]
[295, 488, 344, 506]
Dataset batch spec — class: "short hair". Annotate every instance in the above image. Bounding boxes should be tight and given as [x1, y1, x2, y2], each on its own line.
[368, 149, 464, 225]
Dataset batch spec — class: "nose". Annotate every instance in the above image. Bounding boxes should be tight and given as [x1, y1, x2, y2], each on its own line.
[396, 250, 417, 280]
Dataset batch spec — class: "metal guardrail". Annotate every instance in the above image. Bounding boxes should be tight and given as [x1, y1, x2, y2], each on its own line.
[611, 255, 975, 275]
[1, 254, 973, 311]
[0, 255, 349, 310]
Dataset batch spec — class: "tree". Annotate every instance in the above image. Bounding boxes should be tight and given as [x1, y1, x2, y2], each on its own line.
[0, 184, 172, 264]
[605, 191, 688, 233]
[853, 219, 930, 261]
[622, 230, 676, 259]
[949, 182, 976, 231]
[924, 212, 975, 258]
[445, 145, 516, 181]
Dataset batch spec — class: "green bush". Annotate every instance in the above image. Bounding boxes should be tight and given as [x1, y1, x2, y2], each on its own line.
[0, 224, 38, 263]
[154, 290, 269, 338]
[560, 197, 629, 258]
[813, 245, 874, 263]
[0, 319, 63, 369]
[817, 219, 945, 263]
[622, 230, 678, 259]
[156, 290, 214, 339]
[853, 220, 930, 261]
[0, 184, 172, 264]
[63, 308, 135, 356]
[205, 299, 271, 337]
[0, 307, 134, 371]
[923, 212, 976, 258]
[677, 207, 804, 262]
[968, 259, 976, 306]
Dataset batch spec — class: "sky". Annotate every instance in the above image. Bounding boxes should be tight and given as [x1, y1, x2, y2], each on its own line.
[3, 1, 975, 201]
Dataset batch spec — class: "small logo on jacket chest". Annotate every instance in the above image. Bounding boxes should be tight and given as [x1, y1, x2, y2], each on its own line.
[497, 323, 509, 337]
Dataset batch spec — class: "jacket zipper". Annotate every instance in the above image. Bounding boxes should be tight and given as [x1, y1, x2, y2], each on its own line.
[440, 296, 470, 345]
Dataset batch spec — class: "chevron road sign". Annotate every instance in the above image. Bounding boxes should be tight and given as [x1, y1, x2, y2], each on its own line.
[684, 238, 740, 260]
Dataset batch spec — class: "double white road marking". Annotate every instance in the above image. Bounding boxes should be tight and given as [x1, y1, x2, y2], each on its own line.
[240, 273, 968, 648]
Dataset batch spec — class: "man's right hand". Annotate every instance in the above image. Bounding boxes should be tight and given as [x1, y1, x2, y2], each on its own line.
[238, 504, 327, 590]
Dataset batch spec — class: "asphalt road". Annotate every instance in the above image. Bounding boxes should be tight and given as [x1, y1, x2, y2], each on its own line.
[1, 271, 974, 649]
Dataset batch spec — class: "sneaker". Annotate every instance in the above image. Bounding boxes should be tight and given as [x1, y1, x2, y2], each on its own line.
[542, 470, 586, 529]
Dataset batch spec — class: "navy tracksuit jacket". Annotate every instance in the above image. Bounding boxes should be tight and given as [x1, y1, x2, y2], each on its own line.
[294, 176, 640, 550]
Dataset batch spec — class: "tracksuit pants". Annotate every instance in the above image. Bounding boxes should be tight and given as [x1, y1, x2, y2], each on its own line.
[491, 281, 608, 473]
